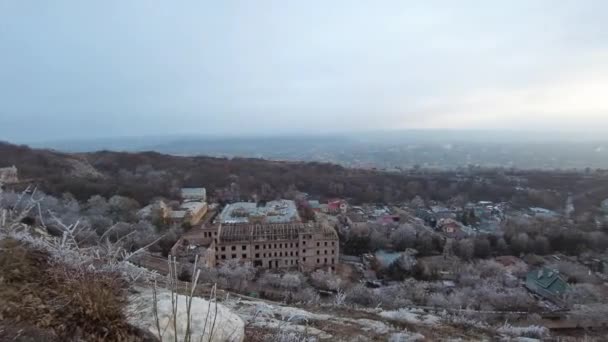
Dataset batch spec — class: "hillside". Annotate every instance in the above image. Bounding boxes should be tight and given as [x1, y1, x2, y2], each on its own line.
[2, 141, 608, 214]
[0, 200, 567, 342]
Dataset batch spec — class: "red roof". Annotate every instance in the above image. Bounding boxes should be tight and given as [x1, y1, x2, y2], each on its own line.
[327, 199, 345, 210]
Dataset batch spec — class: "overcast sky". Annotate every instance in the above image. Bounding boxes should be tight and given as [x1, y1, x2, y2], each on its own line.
[1, 1, 608, 142]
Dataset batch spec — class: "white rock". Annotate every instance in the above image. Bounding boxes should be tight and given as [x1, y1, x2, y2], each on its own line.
[128, 287, 245, 342]
[354, 319, 391, 334]
[388, 331, 425, 342]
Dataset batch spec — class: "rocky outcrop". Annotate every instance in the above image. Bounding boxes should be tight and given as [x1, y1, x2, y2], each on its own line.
[128, 288, 245, 342]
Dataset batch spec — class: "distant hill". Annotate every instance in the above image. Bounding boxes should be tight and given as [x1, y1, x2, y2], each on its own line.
[2, 141, 608, 214]
[29, 130, 608, 170]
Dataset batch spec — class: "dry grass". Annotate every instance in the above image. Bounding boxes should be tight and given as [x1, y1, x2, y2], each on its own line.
[0, 238, 156, 341]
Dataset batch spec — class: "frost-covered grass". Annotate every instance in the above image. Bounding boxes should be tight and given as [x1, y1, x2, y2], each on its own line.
[0, 188, 163, 340]
[496, 323, 549, 339]
[379, 308, 440, 326]
[388, 330, 425, 342]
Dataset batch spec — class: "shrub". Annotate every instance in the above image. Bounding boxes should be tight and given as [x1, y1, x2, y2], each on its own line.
[310, 269, 342, 291]
[345, 284, 378, 307]
[291, 287, 320, 304]
[496, 323, 548, 339]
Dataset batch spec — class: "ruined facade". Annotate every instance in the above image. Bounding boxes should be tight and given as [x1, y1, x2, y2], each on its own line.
[215, 222, 339, 271]
[171, 199, 339, 272]
[171, 222, 339, 271]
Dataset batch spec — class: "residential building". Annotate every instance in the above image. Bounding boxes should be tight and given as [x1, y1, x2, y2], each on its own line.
[437, 218, 470, 239]
[308, 200, 322, 212]
[168, 201, 208, 226]
[327, 199, 348, 214]
[431, 205, 455, 220]
[530, 207, 559, 219]
[525, 267, 569, 303]
[415, 208, 437, 227]
[341, 212, 367, 230]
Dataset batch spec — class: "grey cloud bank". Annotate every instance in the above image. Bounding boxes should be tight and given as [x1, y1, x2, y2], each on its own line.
[1, 1, 608, 143]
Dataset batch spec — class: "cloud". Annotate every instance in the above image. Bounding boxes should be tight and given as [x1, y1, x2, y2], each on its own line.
[0, 1, 607, 142]
[407, 51, 608, 130]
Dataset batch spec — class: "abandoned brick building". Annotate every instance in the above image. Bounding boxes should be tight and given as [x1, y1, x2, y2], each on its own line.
[215, 222, 339, 271]
[171, 199, 340, 271]
[172, 221, 339, 271]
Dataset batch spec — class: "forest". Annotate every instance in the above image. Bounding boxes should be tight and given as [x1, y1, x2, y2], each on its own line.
[2, 141, 608, 216]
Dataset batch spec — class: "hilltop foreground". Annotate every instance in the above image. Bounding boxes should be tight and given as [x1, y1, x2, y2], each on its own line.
[0, 212, 558, 341]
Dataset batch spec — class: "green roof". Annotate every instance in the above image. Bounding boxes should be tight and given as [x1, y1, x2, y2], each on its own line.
[525, 267, 569, 301]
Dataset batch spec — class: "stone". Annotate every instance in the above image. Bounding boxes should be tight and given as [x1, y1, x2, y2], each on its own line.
[128, 287, 245, 342]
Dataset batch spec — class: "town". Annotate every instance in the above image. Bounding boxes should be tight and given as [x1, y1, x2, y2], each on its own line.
[128, 178, 608, 334]
[2, 150, 608, 340]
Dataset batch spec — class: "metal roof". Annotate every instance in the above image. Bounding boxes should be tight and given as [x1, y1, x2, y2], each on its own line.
[525, 267, 569, 301]
[218, 200, 300, 224]
[181, 187, 206, 200]
[180, 201, 206, 213]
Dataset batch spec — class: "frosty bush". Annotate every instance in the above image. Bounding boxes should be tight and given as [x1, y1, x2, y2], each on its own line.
[496, 323, 548, 338]
[345, 284, 378, 307]
[218, 259, 255, 292]
[291, 287, 320, 305]
[310, 269, 342, 291]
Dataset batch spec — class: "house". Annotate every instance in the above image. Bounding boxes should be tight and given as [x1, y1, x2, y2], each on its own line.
[431, 205, 455, 220]
[437, 218, 469, 239]
[378, 215, 400, 225]
[308, 200, 322, 212]
[525, 267, 569, 303]
[181, 187, 207, 202]
[530, 207, 559, 219]
[342, 212, 367, 230]
[415, 208, 437, 227]
[327, 199, 348, 214]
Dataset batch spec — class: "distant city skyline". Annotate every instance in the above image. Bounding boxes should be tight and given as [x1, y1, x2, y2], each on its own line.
[1, 1, 608, 142]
